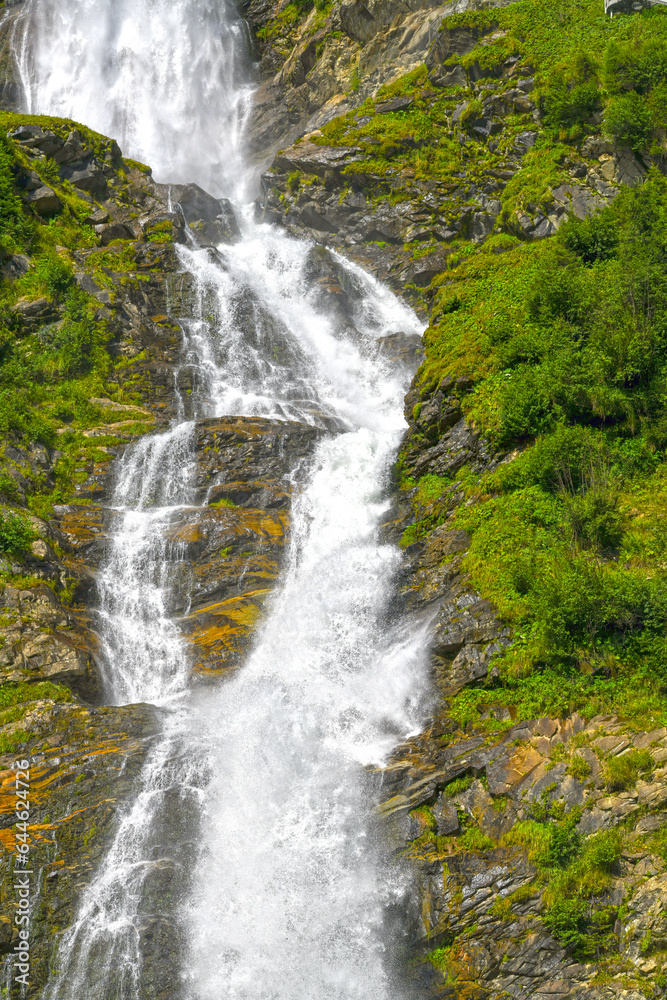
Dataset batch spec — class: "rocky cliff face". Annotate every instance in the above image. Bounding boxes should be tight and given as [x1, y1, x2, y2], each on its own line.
[246, 2, 667, 998]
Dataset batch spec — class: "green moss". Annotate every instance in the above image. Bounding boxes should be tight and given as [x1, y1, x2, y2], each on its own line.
[0, 730, 30, 754]
[442, 774, 474, 798]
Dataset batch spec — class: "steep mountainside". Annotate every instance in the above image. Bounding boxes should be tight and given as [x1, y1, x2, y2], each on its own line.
[0, 0, 667, 998]
[249, 1, 667, 997]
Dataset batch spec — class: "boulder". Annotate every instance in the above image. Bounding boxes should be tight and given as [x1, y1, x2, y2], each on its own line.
[25, 185, 61, 215]
[1, 253, 30, 280]
[273, 140, 363, 178]
[12, 296, 58, 326]
[190, 199, 241, 245]
[95, 221, 135, 245]
[174, 182, 223, 224]
[140, 210, 186, 244]
[406, 248, 453, 287]
[61, 163, 107, 196]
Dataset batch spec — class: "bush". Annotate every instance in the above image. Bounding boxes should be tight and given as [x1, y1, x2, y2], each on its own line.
[0, 511, 35, 556]
[541, 52, 600, 133]
[603, 93, 654, 151]
[0, 134, 33, 254]
[540, 822, 581, 869]
[561, 214, 619, 265]
[603, 35, 667, 95]
[35, 254, 74, 298]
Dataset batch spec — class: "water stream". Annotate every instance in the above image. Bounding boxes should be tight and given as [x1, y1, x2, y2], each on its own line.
[13, 1, 432, 996]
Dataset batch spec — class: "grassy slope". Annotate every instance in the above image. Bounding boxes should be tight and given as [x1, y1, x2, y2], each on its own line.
[369, 2, 667, 732]
[0, 112, 159, 525]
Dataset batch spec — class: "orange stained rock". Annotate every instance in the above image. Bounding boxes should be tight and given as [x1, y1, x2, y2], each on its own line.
[0, 737, 144, 818]
[165, 509, 288, 546]
[185, 589, 273, 673]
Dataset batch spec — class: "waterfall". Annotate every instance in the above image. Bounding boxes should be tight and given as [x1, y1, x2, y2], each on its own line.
[15, 1, 432, 997]
[15, 0, 254, 199]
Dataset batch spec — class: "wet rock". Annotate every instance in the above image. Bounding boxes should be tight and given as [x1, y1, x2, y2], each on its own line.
[140, 210, 186, 244]
[173, 182, 224, 224]
[182, 417, 321, 678]
[190, 199, 241, 245]
[377, 332, 424, 366]
[0, 703, 161, 995]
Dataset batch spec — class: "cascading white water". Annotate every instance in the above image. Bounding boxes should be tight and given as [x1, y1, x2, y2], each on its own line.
[15, 1, 433, 997]
[15, 0, 254, 199]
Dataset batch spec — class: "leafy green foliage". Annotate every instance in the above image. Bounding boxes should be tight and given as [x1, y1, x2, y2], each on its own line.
[603, 92, 654, 151]
[0, 134, 34, 256]
[412, 172, 667, 729]
[0, 511, 35, 556]
[506, 813, 622, 956]
[34, 253, 74, 298]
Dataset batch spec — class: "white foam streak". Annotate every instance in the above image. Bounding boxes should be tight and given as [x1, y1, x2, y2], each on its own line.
[96, 423, 196, 706]
[187, 428, 429, 1000]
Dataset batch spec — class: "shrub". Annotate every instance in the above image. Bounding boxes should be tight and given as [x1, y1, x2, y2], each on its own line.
[561, 213, 619, 265]
[35, 253, 74, 298]
[0, 511, 35, 556]
[541, 52, 600, 133]
[0, 134, 33, 254]
[603, 93, 654, 151]
[603, 35, 667, 95]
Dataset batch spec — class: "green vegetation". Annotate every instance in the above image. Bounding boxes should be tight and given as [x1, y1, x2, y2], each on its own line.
[506, 810, 623, 956]
[293, 1, 667, 253]
[408, 171, 667, 730]
[0, 111, 165, 524]
[0, 511, 35, 556]
[0, 681, 72, 733]
[604, 748, 653, 790]
[0, 680, 72, 710]
[442, 773, 474, 798]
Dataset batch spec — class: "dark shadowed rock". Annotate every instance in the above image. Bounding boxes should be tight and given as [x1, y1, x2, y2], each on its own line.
[25, 185, 61, 214]
[95, 221, 135, 245]
[173, 182, 223, 224]
[190, 199, 241, 245]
